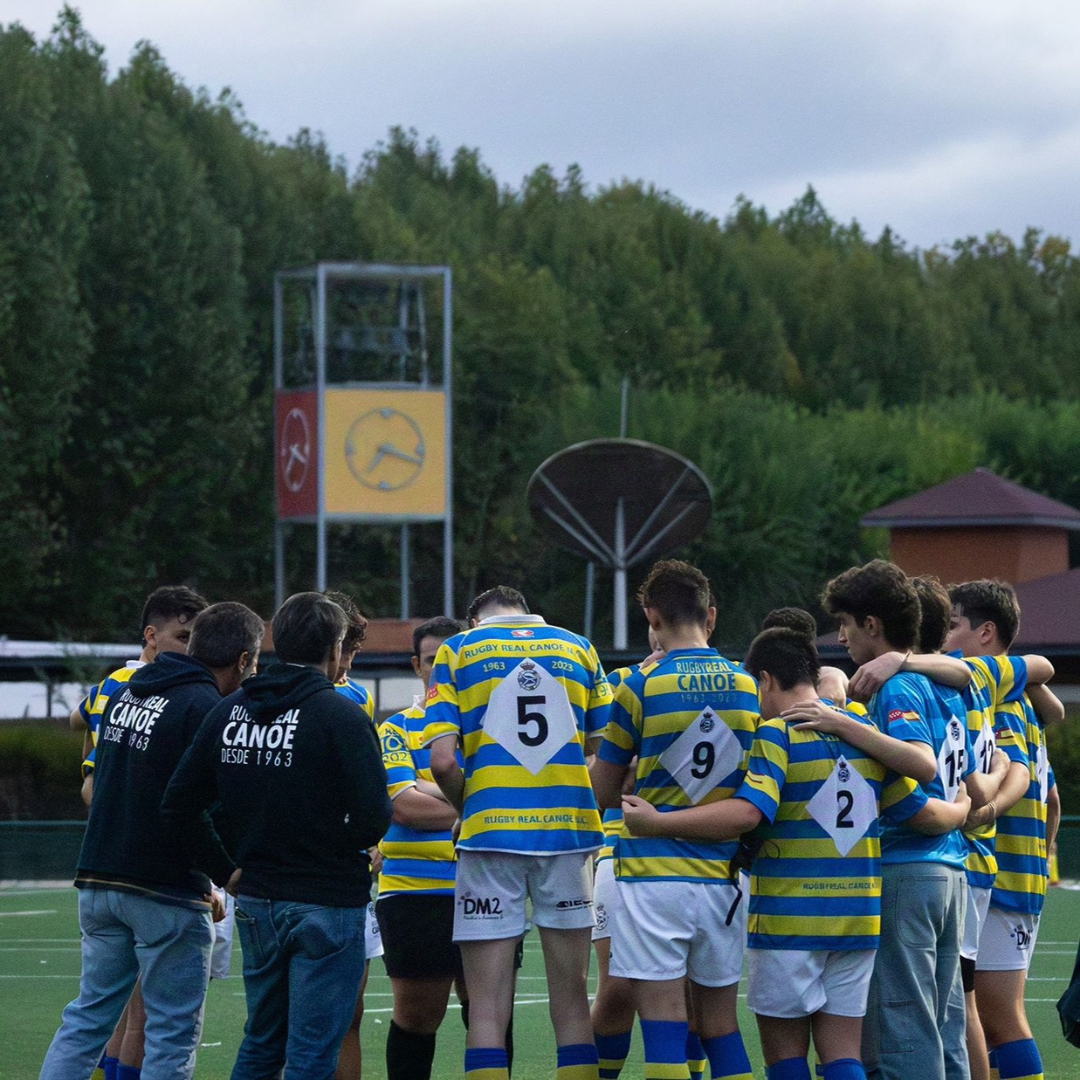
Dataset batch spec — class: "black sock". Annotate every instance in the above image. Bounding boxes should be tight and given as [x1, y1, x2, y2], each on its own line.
[386, 1020, 437, 1080]
[460, 999, 470, 1030]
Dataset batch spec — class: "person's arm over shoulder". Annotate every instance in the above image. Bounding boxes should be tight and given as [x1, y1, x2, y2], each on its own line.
[1028, 682, 1065, 726]
[850, 651, 971, 699]
[781, 699, 937, 785]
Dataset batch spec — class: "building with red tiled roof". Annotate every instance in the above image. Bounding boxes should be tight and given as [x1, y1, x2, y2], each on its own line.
[860, 468, 1080, 587]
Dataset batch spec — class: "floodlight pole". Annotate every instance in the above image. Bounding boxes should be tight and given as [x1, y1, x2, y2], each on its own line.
[614, 497, 627, 649]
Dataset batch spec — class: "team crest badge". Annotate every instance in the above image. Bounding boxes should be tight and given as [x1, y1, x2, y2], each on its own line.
[949, 717, 963, 740]
[838, 757, 851, 783]
[517, 660, 542, 692]
[511, 629, 534, 638]
[699, 710, 715, 733]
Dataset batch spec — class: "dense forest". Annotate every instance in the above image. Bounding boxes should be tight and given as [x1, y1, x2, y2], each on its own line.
[4, 10, 1080, 648]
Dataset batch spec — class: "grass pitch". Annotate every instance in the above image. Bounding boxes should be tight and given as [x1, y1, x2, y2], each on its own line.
[3, 885, 1079, 1078]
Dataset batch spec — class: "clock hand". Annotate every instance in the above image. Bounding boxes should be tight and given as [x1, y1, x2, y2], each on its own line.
[378, 442, 423, 466]
[366, 447, 389, 473]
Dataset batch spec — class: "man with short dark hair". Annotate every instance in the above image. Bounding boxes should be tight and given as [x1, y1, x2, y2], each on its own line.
[73, 585, 210, 806]
[39, 602, 262, 1080]
[162, 592, 392, 1080]
[427, 587, 611, 1080]
[591, 559, 758, 1080]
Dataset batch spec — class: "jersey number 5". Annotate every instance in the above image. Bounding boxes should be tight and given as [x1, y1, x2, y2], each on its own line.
[517, 696, 548, 747]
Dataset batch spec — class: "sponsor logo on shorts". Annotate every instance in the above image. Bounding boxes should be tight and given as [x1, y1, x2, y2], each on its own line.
[595, 903, 607, 931]
[517, 660, 541, 691]
[1011, 924, 1032, 951]
[555, 898, 592, 910]
[460, 896, 503, 919]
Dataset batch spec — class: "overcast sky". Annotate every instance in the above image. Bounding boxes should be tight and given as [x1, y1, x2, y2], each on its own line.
[7, 0, 1080, 250]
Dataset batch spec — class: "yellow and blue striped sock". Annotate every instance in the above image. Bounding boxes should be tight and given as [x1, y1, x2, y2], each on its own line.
[465, 1046, 509, 1080]
[558, 1042, 599, 1080]
[640, 1019, 690, 1080]
[595, 1030, 632, 1078]
[993, 1038, 1043, 1080]
[686, 1031, 707, 1080]
[702, 1031, 753, 1080]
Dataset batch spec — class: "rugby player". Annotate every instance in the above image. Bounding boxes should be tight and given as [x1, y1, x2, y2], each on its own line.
[591, 560, 757, 1080]
[623, 626, 967, 1080]
[427, 586, 611, 1080]
[946, 581, 1060, 1080]
[375, 616, 465, 1080]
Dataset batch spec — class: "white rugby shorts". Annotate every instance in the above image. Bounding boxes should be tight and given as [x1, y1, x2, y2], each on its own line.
[592, 858, 622, 943]
[453, 849, 595, 941]
[976, 906, 1040, 972]
[747, 947, 876, 1019]
[608, 878, 746, 986]
[961, 884, 992, 962]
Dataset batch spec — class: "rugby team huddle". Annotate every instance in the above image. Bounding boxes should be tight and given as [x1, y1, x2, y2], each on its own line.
[38, 556, 1060, 1080]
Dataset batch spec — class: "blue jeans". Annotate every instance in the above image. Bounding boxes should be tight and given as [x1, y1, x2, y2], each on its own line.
[863, 862, 968, 1080]
[231, 895, 367, 1080]
[39, 887, 213, 1080]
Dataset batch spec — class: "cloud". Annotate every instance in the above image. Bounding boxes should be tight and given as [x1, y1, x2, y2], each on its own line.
[5, 0, 1080, 245]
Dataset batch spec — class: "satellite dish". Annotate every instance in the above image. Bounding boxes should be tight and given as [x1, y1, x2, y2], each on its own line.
[527, 439, 713, 647]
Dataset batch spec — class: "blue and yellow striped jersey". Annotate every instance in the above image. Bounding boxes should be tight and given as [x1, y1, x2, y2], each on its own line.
[80, 662, 145, 773]
[992, 694, 1049, 915]
[334, 676, 376, 721]
[739, 710, 925, 951]
[957, 654, 1028, 889]
[873, 672, 973, 869]
[424, 615, 611, 855]
[377, 699, 457, 897]
[597, 647, 759, 884]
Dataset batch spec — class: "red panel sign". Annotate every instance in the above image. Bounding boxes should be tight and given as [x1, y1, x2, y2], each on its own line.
[276, 391, 318, 519]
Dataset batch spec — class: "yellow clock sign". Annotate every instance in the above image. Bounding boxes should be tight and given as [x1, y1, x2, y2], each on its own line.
[323, 389, 447, 518]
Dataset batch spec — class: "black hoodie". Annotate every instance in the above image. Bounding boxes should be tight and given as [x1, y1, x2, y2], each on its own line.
[76, 652, 234, 908]
[162, 662, 392, 907]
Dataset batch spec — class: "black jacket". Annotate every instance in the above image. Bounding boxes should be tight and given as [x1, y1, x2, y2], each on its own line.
[162, 662, 392, 907]
[77, 652, 234, 907]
